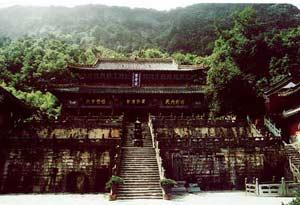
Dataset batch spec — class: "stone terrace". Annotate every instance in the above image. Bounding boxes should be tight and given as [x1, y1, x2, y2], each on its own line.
[149, 115, 284, 190]
[0, 115, 124, 194]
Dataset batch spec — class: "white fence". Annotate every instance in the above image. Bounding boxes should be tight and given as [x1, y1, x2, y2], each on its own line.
[245, 177, 300, 197]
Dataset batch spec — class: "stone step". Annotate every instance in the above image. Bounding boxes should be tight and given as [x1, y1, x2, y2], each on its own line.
[123, 156, 156, 158]
[122, 151, 155, 153]
[123, 155, 155, 157]
[123, 145, 153, 147]
[122, 152, 155, 154]
[118, 187, 161, 191]
[119, 186, 161, 190]
[121, 174, 160, 177]
[118, 185, 161, 188]
[123, 158, 157, 160]
[119, 185, 161, 189]
[120, 176, 160, 179]
[120, 167, 159, 170]
[124, 139, 152, 141]
[118, 190, 162, 194]
[123, 152, 155, 154]
[121, 181, 160, 185]
[120, 170, 159, 173]
[117, 192, 162, 197]
[121, 180, 160, 184]
[123, 148, 154, 151]
[122, 158, 157, 161]
[123, 143, 153, 146]
[120, 174, 160, 178]
[120, 174, 160, 177]
[122, 159, 157, 161]
[123, 148, 154, 150]
[123, 155, 154, 157]
[124, 141, 153, 143]
[120, 179, 160, 182]
[123, 158, 156, 161]
[117, 195, 162, 200]
[119, 180, 160, 184]
[122, 158, 157, 160]
[122, 178, 160, 181]
[121, 162, 157, 164]
[120, 172, 159, 175]
[121, 162, 158, 164]
[123, 146, 153, 148]
[121, 164, 158, 169]
[122, 159, 156, 162]
[121, 164, 158, 167]
[120, 168, 159, 171]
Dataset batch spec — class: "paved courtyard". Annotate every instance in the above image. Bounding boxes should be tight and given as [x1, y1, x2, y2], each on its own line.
[0, 192, 295, 205]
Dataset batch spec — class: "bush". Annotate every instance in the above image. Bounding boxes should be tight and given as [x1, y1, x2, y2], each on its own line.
[160, 178, 177, 188]
[289, 197, 300, 205]
[105, 175, 124, 190]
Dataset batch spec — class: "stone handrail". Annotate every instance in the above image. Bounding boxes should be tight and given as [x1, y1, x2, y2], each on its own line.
[290, 143, 300, 153]
[148, 115, 165, 180]
[289, 157, 300, 183]
[246, 116, 263, 137]
[22, 118, 123, 130]
[112, 145, 122, 176]
[150, 115, 246, 128]
[245, 177, 298, 196]
[264, 116, 281, 137]
[156, 136, 281, 150]
[2, 138, 122, 149]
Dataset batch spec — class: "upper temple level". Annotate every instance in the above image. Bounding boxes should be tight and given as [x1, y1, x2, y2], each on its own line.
[49, 58, 208, 118]
[65, 58, 207, 87]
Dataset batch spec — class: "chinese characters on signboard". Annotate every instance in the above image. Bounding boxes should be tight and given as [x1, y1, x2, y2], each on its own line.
[164, 99, 185, 105]
[126, 99, 146, 105]
[85, 98, 107, 105]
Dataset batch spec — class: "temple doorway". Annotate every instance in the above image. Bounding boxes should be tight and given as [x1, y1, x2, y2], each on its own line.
[66, 172, 89, 193]
[94, 168, 109, 192]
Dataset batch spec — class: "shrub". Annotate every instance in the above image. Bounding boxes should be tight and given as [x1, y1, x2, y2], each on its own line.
[160, 178, 177, 188]
[289, 197, 300, 205]
[105, 175, 124, 190]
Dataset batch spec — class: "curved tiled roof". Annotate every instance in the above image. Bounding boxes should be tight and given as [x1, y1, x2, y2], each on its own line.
[69, 58, 205, 71]
[0, 86, 32, 115]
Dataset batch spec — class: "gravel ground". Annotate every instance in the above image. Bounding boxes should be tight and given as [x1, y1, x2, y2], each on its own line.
[0, 191, 294, 205]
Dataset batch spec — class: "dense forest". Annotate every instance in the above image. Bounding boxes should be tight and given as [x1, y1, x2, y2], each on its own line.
[0, 3, 299, 119]
[0, 3, 299, 55]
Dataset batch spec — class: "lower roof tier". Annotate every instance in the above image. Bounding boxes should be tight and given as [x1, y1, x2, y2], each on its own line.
[52, 86, 207, 95]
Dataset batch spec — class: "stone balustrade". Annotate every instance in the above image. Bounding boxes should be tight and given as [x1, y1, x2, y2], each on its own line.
[245, 177, 300, 197]
[156, 136, 281, 150]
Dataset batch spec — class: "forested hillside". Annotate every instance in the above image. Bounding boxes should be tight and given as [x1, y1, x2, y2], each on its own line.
[0, 3, 299, 55]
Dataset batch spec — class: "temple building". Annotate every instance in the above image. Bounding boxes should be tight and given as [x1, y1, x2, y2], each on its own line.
[264, 74, 300, 142]
[50, 58, 207, 119]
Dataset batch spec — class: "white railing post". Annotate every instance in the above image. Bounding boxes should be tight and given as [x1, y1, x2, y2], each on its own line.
[245, 177, 247, 195]
[255, 178, 259, 196]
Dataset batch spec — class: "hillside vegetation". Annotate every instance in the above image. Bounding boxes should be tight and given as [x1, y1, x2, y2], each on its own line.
[0, 4, 298, 55]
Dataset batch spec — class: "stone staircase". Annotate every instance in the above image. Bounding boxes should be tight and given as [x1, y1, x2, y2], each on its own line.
[284, 143, 300, 182]
[117, 122, 162, 200]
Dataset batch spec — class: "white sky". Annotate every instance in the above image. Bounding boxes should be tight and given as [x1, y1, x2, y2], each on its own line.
[0, 0, 299, 10]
